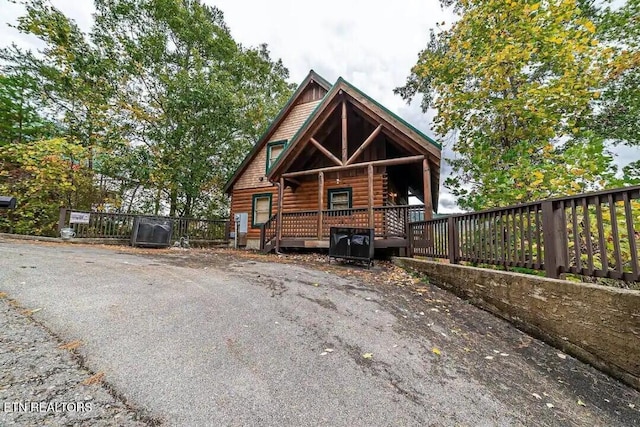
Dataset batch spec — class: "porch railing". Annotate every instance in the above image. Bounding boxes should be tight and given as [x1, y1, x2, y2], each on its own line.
[409, 186, 640, 282]
[259, 205, 426, 251]
[260, 214, 278, 251]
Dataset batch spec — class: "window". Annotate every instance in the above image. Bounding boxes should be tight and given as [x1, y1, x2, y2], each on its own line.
[266, 140, 287, 172]
[328, 188, 352, 210]
[252, 193, 272, 227]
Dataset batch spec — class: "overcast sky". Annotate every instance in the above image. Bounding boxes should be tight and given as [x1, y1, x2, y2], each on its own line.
[1, 0, 636, 212]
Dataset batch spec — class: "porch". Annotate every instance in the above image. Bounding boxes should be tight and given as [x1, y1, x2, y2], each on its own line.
[260, 205, 424, 252]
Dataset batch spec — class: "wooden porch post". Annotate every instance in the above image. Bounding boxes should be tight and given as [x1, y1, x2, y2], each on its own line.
[368, 164, 374, 228]
[317, 172, 324, 239]
[276, 177, 284, 252]
[423, 158, 433, 220]
[341, 101, 348, 164]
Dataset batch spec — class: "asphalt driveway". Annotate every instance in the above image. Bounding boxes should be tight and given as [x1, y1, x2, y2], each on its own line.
[1, 240, 638, 426]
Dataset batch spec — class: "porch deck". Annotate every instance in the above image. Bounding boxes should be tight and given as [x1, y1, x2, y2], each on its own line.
[260, 205, 424, 252]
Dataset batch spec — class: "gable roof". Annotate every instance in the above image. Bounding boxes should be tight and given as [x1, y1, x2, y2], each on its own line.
[223, 70, 332, 193]
[266, 76, 441, 180]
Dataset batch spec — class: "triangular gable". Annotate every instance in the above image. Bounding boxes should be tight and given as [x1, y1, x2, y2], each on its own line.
[266, 77, 441, 180]
[223, 70, 332, 193]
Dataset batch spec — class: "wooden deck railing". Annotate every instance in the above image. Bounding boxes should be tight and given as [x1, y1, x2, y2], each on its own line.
[59, 209, 230, 243]
[259, 214, 278, 251]
[409, 186, 640, 282]
[271, 205, 424, 242]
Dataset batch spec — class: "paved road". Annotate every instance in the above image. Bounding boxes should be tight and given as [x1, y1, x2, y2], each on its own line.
[1, 241, 638, 426]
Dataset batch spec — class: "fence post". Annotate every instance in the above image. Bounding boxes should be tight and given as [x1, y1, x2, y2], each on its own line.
[541, 201, 567, 278]
[260, 223, 265, 252]
[447, 216, 458, 264]
[407, 222, 414, 258]
[224, 220, 231, 242]
[57, 207, 67, 236]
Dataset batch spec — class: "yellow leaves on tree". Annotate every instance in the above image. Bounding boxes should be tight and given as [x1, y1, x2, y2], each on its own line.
[396, 0, 619, 211]
[0, 139, 94, 236]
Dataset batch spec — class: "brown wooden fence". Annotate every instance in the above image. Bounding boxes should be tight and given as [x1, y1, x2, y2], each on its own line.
[58, 209, 229, 243]
[409, 186, 640, 282]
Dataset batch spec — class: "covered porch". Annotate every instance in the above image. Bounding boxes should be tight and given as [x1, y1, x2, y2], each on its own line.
[260, 78, 441, 253]
[260, 204, 426, 252]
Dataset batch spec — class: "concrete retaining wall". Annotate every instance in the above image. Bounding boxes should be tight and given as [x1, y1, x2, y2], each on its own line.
[393, 257, 640, 391]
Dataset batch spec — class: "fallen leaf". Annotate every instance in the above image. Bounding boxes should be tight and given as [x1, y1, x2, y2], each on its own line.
[517, 337, 532, 348]
[500, 353, 509, 357]
[532, 393, 542, 400]
[82, 372, 105, 385]
[546, 403, 555, 409]
[362, 353, 373, 359]
[320, 352, 328, 356]
[485, 356, 494, 360]
[0, 292, 7, 299]
[577, 399, 586, 407]
[59, 340, 82, 351]
[324, 348, 334, 353]
[557, 353, 567, 360]
[493, 350, 500, 354]
[432, 348, 441, 356]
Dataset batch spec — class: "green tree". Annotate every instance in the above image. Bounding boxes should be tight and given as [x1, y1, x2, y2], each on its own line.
[4, 0, 294, 220]
[0, 138, 94, 236]
[91, 0, 294, 217]
[397, 0, 621, 211]
[591, 0, 639, 147]
[2, 1, 120, 156]
[0, 69, 55, 145]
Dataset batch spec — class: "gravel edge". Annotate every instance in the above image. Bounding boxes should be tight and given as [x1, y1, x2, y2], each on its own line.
[0, 294, 162, 426]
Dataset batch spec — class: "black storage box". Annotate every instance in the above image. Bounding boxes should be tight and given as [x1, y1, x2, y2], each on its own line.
[131, 217, 173, 248]
[329, 227, 374, 266]
[0, 196, 17, 209]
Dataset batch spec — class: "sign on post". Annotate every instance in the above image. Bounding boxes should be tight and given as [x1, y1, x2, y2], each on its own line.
[69, 212, 91, 224]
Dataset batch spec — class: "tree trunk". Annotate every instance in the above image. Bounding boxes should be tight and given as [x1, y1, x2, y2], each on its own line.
[184, 194, 192, 218]
[169, 187, 178, 217]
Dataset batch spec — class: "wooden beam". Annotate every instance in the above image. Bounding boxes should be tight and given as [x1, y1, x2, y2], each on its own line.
[310, 137, 342, 166]
[347, 89, 441, 160]
[317, 172, 324, 239]
[276, 178, 284, 252]
[368, 164, 374, 229]
[283, 155, 424, 178]
[341, 101, 348, 164]
[270, 97, 341, 176]
[285, 177, 301, 187]
[423, 158, 433, 220]
[346, 124, 382, 166]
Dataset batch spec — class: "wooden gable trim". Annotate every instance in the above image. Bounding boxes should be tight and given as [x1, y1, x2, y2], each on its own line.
[266, 78, 442, 180]
[223, 70, 331, 193]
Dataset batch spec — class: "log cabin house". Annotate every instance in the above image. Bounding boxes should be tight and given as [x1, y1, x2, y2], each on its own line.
[224, 70, 441, 253]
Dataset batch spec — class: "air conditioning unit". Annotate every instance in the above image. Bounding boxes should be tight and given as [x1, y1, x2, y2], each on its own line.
[131, 217, 173, 248]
